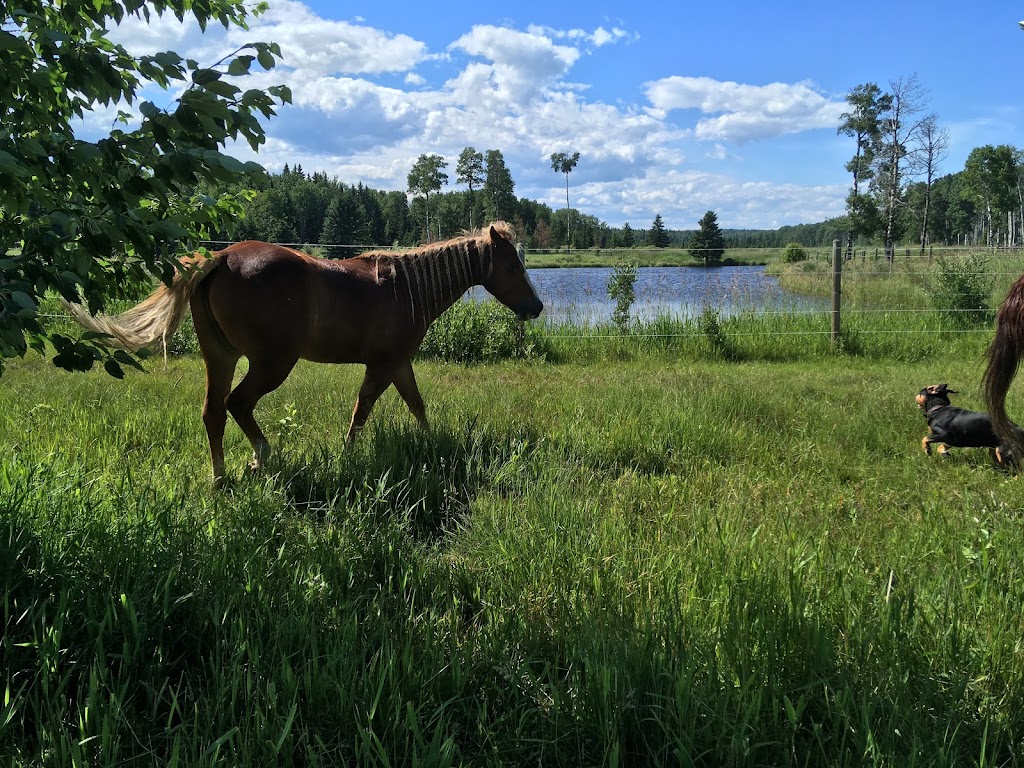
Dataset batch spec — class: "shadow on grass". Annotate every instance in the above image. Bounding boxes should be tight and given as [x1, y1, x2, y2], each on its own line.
[272, 418, 543, 540]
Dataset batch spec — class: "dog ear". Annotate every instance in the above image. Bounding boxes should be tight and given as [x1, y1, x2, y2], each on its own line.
[936, 384, 949, 394]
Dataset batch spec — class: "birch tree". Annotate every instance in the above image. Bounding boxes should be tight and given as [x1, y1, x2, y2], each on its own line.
[456, 147, 484, 230]
[963, 145, 1019, 246]
[910, 113, 949, 253]
[407, 154, 448, 242]
[872, 75, 927, 260]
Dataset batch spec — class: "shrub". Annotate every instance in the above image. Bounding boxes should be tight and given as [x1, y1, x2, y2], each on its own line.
[607, 263, 638, 332]
[782, 242, 807, 263]
[931, 254, 993, 327]
[699, 307, 740, 361]
[419, 298, 549, 362]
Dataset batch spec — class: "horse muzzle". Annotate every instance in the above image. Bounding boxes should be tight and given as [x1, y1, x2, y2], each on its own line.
[515, 298, 544, 321]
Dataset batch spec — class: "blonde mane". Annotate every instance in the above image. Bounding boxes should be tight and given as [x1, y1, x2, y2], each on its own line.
[358, 221, 520, 329]
[359, 221, 518, 262]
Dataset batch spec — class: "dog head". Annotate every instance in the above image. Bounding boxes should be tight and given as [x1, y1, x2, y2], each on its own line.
[917, 383, 957, 411]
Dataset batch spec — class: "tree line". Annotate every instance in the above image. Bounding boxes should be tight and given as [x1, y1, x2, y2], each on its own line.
[213, 155, 675, 252]
[838, 76, 1024, 256]
[213, 159, 831, 253]
[220, 131, 1024, 257]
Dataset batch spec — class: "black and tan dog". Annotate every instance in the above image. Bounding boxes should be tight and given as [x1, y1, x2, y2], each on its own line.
[917, 383, 1016, 467]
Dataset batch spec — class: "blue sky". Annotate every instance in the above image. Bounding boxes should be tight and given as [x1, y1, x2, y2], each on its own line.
[106, 0, 1024, 231]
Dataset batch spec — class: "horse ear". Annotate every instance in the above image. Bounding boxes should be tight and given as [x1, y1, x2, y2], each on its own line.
[489, 224, 500, 242]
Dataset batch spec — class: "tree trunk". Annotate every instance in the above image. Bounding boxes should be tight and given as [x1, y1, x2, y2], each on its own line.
[424, 192, 431, 243]
[919, 186, 930, 255]
[564, 174, 571, 251]
[1018, 179, 1023, 248]
[845, 146, 862, 261]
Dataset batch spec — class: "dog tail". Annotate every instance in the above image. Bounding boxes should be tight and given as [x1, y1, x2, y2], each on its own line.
[984, 273, 1024, 456]
[62, 253, 221, 357]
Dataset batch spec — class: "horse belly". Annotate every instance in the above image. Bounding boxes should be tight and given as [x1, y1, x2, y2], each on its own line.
[302, 312, 419, 365]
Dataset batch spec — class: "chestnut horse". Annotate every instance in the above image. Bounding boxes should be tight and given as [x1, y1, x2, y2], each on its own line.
[67, 222, 543, 481]
[984, 272, 1024, 458]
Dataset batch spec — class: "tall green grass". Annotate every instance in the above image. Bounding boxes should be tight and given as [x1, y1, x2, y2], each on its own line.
[3, 291, 1024, 764]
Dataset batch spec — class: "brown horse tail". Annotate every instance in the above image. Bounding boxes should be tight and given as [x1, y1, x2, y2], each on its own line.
[984, 275, 1024, 454]
[63, 254, 221, 355]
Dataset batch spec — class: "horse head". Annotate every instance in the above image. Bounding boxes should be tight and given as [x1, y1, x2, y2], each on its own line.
[481, 223, 543, 321]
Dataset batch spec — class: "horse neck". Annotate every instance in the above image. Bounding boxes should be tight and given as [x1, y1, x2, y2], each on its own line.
[394, 238, 490, 330]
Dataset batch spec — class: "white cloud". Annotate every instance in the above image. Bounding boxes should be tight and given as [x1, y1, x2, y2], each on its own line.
[578, 170, 846, 229]
[644, 76, 845, 142]
[448, 25, 580, 105]
[527, 23, 635, 48]
[253, 2, 429, 75]
[98, 4, 848, 230]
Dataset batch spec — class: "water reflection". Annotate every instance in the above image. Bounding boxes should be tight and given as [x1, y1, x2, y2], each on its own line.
[472, 266, 829, 325]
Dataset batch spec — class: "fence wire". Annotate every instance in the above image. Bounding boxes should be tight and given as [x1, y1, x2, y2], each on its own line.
[38, 240, 1016, 344]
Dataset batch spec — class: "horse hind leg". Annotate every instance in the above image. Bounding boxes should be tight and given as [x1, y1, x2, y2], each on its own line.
[226, 356, 298, 472]
[192, 290, 240, 484]
[202, 351, 240, 484]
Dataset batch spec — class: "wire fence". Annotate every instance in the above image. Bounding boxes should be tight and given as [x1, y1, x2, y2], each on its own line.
[512, 240, 1018, 341]
[39, 239, 1020, 346]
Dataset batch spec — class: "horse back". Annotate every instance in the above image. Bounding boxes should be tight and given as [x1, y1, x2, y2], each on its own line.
[200, 242, 417, 364]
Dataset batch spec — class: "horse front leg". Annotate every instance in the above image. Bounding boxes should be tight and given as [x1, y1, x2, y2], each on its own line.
[391, 359, 428, 429]
[346, 364, 395, 443]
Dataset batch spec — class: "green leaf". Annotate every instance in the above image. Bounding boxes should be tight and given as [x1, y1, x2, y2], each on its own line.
[104, 359, 125, 379]
[151, 220, 189, 239]
[227, 56, 254, 76]
[10, 291, 36, 311]
[20, 138, 45, 159]
[192, 68, 221, 86]
[256, 48, 275, 70]
[203, 79, 240, 98]
[0, 151, 27, 178]
[0, 31, 23, 52]
[113, 349, 146, 372]
[154, 51, 183, 68]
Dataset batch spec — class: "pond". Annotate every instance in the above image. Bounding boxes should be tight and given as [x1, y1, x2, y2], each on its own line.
[472, 265, 829, 325]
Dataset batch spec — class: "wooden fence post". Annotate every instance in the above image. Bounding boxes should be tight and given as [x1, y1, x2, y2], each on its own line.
[832, 239, 841, 345]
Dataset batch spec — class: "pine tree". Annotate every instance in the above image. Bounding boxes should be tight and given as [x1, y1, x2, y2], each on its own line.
[483, 150, 515, 222]
[649, 214, 670, 248]
[689, 211, 725, 264]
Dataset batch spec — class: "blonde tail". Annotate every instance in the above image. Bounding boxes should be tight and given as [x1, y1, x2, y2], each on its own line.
[63, 254, 221, 358]
[984, 273, 1024, 456]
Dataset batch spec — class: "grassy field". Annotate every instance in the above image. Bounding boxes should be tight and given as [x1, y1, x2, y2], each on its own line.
[3, 305, 1024, 765]
[770, 248, 1024, 309]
